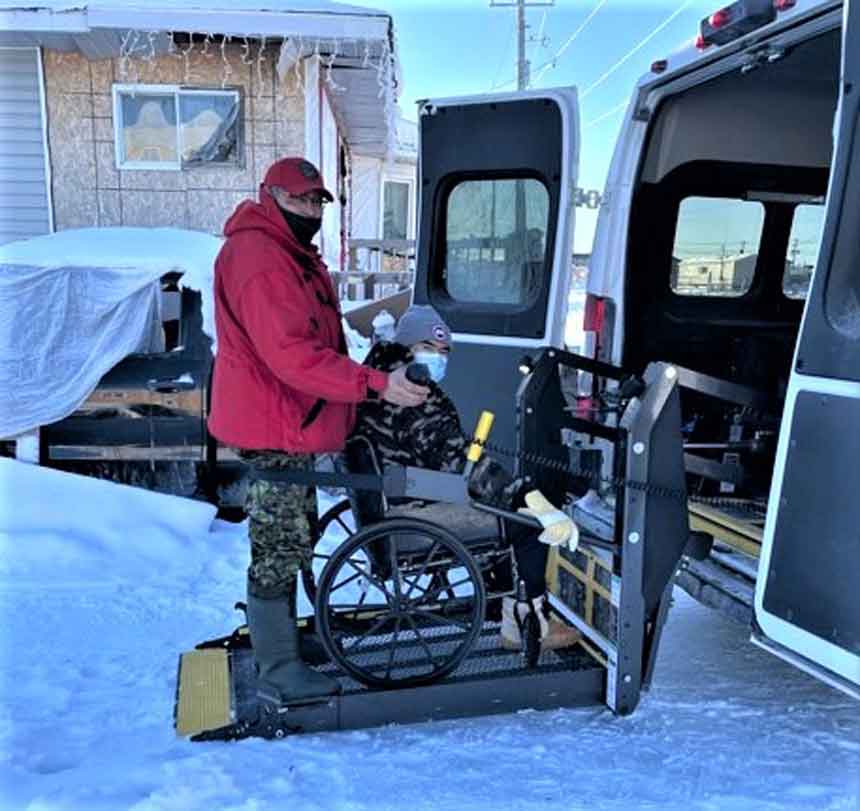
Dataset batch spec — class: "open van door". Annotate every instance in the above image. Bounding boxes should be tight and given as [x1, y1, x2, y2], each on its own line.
[754, 0, 860, 700]
[412, 89, 579, 453]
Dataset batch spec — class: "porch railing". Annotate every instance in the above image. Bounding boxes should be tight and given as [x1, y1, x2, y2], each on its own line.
[331, 238, 416, 301]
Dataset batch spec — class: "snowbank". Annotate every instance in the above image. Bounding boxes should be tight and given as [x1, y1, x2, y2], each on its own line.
[0, 459, 218, 585]
[0, 463, 856, 811]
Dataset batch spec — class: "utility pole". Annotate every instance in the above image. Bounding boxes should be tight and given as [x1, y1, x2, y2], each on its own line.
[490, 0, 554, 249]
[490, 0, 555, 90]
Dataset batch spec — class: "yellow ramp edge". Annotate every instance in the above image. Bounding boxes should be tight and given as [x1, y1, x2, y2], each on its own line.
[175, 649, 233, 737]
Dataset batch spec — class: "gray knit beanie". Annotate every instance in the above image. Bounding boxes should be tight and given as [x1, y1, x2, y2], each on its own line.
[393, 305, 452, 347]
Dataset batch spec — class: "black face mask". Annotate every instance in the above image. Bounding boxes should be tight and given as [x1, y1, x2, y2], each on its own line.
[280, 207, 322, 248]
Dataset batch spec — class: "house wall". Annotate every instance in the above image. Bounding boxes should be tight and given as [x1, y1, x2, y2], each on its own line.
[42, 44, 306, 235]
[351, 155, 417, 242]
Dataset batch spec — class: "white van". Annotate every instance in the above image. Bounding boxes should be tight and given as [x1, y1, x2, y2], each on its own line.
[586, 0, 858, 696]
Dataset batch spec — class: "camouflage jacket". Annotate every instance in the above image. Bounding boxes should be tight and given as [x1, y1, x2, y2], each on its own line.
[351, 342, 469, 473]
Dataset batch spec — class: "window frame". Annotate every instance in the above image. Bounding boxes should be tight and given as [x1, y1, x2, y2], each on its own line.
[112, 83, 244, 172]
[380, 178, 413, 241]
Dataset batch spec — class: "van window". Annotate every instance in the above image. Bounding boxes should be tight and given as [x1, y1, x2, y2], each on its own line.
[783, 204, 825, 300]
[444, 178, 549, 305]
[671, 197, 765, 297]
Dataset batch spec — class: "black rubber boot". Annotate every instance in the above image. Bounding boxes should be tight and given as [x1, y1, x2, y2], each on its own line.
[246, 581, 341, 706]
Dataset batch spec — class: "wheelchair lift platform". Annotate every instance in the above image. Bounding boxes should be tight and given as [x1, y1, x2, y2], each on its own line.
[176, 621, 604, 739]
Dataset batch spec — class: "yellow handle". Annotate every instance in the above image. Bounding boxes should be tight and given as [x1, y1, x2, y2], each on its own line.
[467, 410, 495, 463]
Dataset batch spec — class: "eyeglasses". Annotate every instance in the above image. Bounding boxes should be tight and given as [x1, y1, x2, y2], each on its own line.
[295, 192, 329, 207]
[271, 186, 330, 207]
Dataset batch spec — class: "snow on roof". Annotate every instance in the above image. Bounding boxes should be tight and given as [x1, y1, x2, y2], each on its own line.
[0, 0, 388, 16]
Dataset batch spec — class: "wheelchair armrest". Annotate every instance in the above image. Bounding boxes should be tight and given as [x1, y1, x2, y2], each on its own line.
[383, 465, 471, 505]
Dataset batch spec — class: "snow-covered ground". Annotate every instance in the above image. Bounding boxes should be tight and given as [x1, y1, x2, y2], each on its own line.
[0, 460, 857, 811]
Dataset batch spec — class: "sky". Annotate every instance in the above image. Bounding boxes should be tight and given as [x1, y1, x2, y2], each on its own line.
[382, 0, 721, 253]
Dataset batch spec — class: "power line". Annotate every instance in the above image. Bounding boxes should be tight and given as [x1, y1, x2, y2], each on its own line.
[580, 0, 697, 99]
[490, 0, 556, 91]
[532, 0, 611, 86]
[585, 98, 627, 128]
[492, 13, 519, 90]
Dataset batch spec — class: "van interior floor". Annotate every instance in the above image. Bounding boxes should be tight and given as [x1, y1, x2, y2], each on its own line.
[176, 620, 604, 740]
[678, 499, 767, 624]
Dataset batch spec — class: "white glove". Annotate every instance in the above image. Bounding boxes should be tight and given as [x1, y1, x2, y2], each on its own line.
[518, 489, 579, 552]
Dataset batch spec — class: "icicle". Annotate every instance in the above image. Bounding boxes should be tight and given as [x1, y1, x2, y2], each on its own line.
[256, 35, 268, 95]
[293, 35, 305, 95]
[119, 29, 135, 82]
[181, 32, 195, 84]
[221, 35, 233, 89]
[240, 36, 253, 66]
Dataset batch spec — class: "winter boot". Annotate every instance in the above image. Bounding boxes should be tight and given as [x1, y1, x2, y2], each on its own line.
[246, 582, 341, 707]
[500, 593, 580, 653]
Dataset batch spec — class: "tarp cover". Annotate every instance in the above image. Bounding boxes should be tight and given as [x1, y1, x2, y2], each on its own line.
[0, 227, 222, 438]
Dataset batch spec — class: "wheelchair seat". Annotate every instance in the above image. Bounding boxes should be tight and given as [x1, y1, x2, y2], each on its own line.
[385, 501, 501, 548]
[342, 437, 504, 557]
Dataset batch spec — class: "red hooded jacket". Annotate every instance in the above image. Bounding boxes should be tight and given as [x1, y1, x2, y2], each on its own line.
[208, 188, 389, 453]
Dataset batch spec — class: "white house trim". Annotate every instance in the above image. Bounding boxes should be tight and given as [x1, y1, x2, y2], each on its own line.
[35, 44, 53, 233]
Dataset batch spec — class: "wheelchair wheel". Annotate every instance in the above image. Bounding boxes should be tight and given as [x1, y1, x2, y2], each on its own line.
[315, 517, 486, 689]
[302, 499, 356, 607]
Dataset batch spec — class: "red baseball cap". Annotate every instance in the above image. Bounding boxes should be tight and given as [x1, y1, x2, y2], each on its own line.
[263, 157, 334, 202]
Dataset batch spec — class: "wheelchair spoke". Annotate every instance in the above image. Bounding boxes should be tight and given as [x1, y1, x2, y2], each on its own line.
[385, 617, 402, 679]
[404, 613, 440, 670]
[334, 516, 355, 536]
[401, 574, 431, 601]
[389, 538, 403, 601]
[344, 558, 395, 603]
[403, 540, 441, 601]
[350, 588, 370, 622]
[327, 569, 363, 595]
[341, 614, 393, 652]
[411, 608, 470, 632]
[410, 575, 474, 606]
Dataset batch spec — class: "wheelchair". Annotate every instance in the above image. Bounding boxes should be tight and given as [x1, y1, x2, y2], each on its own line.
[300, 420, 540, 691]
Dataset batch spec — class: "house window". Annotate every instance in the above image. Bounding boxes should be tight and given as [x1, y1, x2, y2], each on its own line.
[382, 180, 410, 241]
[113, 84, 243, 171]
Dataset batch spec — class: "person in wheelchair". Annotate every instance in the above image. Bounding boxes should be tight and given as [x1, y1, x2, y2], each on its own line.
[350, 305, 580, 653]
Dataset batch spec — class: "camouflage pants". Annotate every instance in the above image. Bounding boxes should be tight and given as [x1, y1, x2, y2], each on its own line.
[239, 449, 317, 599]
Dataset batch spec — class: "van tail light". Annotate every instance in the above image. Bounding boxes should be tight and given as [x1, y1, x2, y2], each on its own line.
[698, 0, 776, 49]
[583, 294, 605, 335]
[709, 7, 733, 28]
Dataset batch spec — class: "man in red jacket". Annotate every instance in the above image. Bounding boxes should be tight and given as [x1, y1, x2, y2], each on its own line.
[208, 157, 428, 713]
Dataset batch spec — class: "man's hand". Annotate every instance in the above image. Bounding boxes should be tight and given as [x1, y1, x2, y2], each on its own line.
[382, 365, 429, 407]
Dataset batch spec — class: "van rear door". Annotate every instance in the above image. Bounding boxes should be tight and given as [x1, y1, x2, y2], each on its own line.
[412, 89, 579, 451]
[754, 0, 860, 699]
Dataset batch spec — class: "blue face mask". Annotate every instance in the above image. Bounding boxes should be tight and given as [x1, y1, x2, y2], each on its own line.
[413, 351, 448, 383]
